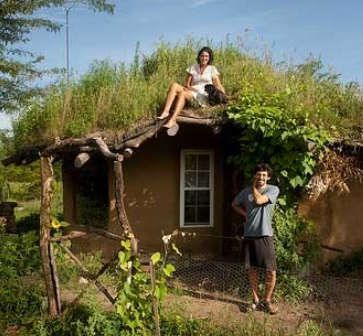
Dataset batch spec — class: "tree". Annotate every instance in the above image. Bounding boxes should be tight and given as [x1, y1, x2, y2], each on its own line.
[0, 0, 115, 113]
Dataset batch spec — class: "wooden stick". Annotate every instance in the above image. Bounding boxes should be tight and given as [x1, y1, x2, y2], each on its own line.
[51, 230, 88, 242]
[39, 156, 61, 316]
[58, 243, 115, 304]
[54, 225, 123, 241]
[49, 243, 62, 312]
[150, 261, 161, 336]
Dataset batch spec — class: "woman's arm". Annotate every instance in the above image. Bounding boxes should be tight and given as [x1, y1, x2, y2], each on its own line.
[212, 75, 225, 94]
[184, 74, 197, 92]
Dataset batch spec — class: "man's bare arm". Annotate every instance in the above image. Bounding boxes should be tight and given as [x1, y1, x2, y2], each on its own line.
[252, 186, 269, 205]
[232, 201, 247, 218]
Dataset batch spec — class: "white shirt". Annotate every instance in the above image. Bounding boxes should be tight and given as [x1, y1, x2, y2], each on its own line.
[186, 64, 220, 95]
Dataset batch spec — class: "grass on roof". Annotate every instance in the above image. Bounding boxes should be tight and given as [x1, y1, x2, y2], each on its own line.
[12, 38, 363, 150]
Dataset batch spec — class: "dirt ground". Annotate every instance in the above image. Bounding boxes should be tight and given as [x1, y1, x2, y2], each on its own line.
[6, 273, 362, 336]
[60, 274, 363, 335]
[164, 292, 363, 335]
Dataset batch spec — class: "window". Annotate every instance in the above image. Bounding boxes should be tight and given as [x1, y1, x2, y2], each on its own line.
[180, 150, 214, 227]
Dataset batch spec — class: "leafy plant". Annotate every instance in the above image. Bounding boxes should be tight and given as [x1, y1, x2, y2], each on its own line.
[116, 239, 176, 335]
[0, 231, 40, 278]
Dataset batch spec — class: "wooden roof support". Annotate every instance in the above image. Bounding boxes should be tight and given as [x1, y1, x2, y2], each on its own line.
[39, 156, 61, 317]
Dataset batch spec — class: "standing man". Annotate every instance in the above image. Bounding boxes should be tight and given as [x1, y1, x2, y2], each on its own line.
[232, 163, 279, 314]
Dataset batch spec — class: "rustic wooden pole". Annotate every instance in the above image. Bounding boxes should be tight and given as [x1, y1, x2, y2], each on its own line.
[39, 156, 61, 317]
[114, 158, 138, 282]
[149, 260, 161, 336]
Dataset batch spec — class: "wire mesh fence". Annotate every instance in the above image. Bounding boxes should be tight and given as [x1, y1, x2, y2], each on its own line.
[166, 238, 363, 305]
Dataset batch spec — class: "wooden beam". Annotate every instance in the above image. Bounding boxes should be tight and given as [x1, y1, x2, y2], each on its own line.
[123, 126, 160, 149]
[39, 156, 61, 317]
[176, 116, 218, 125]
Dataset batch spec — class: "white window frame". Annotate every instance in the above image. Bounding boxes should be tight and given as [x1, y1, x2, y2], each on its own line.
[180, 149, 214, 228]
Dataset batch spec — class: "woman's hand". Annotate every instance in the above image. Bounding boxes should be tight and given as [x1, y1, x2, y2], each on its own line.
[184, 74, 197, 92]
[212, 76, 225, 94]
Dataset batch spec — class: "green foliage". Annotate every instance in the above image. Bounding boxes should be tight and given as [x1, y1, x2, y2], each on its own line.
[0, 279, 43, 327]
[274, 206, 320, 272]
[0, 231, 40, 278]
[12, 39, 362, 149]
[227, 90, 329, 199]
[116, 239, 175, 335]
[0, 231, 42, 331]
[23, 303, 123, 336]
[0, 0, 115, 113]
[326, 247, 363, 276]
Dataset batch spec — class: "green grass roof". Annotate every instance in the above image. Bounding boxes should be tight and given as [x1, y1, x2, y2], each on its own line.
[12, 40, 363, 151]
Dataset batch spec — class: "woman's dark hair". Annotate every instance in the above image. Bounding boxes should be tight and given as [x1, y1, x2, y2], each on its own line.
[196, 46, 213, 65]
[254, 163, 273, 177]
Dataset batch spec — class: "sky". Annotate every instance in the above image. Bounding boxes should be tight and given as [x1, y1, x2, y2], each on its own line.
[1, 0, 362, 129]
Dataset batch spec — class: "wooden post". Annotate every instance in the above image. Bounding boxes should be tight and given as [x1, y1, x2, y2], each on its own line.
[39, 156, 61, 316]
[114, 160, 138, 254]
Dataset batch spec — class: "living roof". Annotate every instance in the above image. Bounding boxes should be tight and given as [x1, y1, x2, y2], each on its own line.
[3, 109, 224, 166]
[7, 40, 363, 158]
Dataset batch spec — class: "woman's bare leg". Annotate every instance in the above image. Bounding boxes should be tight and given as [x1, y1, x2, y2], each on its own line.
[159, 82, 185, 118]
[164, 89, 193, 128]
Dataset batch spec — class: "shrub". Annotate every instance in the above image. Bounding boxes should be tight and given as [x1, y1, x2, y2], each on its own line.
[0, 231, 40, 278]
[22, 303, 124, 336]
[0, 279, 43, 326]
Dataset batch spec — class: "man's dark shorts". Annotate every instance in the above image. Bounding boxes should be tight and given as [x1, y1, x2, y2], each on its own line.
[243, 236, 277, 271]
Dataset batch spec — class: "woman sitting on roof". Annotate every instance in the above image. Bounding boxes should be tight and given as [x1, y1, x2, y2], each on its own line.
[158, 46, 225, 129]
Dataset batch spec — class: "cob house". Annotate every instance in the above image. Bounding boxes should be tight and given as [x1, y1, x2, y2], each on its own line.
[3, 105, 363, 316]
[4, 107, 363, 257]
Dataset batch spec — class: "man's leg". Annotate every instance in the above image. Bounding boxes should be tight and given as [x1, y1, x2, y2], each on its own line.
[265, 270, 276, 302]
[248, 267, 260, 303]
[264, 270, 277, 314]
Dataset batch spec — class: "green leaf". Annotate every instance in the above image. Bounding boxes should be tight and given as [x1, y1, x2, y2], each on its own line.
[121, 240, 131, 251]
[163, 263, 175, 277]
[154, 284, 167, 300]
[150, 252, 161, 265]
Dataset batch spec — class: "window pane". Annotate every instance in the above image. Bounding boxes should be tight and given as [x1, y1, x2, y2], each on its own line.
[198, 154, 210, 170]
[185, 190, 197, 206]
[185, 206, 196, 223]
[185, 172, 197, 188]
[185, 154, 197, 170]
[198, 172, 210, 188]
[196, 206, 210, 223]
[197, 190, 210, 206]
